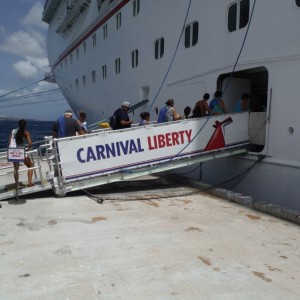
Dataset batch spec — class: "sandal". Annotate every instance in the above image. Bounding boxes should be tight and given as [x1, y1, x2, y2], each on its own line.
[17, 183, 26, 188]
[27, 183, 35, 187]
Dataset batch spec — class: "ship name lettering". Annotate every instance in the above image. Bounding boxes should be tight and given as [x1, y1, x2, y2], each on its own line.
[77, 138, 144, 163]
[147, 129, 192, 150]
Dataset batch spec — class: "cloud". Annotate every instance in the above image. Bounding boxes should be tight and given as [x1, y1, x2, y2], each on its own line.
[13, 56, 49, 80]
[21, 2, 48, 30]
[13, 60, 39, 80]
[0, 1, 50, 80]
[0, 25, 49, 80]
[33, 80, 58, 93]
[0, 2, 68, 120]
[1, 30, 45, 58]
[0, 25, 5, 37]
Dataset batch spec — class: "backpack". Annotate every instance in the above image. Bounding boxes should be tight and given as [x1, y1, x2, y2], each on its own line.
[157, 106, 169, 123]
[109, 113, 117, 130]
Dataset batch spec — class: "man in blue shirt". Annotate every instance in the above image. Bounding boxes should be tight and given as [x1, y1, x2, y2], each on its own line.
[234, 93, 250, 112]
[209, 91, 228, 115]
[52, 110, 84, 138]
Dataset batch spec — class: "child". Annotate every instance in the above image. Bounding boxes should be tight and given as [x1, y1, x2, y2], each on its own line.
[139, 112, 150, 126]
[183, 106, 191, 119]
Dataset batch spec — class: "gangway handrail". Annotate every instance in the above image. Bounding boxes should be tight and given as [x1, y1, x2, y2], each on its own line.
[0, 143, 55, 201]
[88, 99, 149, 129]
[6, 149, 41, 180]
[0, 138, 50, 153]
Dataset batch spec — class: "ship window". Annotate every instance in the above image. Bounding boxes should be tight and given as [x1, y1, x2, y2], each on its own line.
[70, 54, 73, 64]
[296, 0, 300, 7]
[83, 42, 87, 54]
[60, 63, 63, 71]
[103, 24, 108, 39]
[184, 21, 199, 48]
[154, 37, 164, 59]
[116, 12, 122, 29]
[228, 0, 249, 32]
[133, 0, 140, 17]
[92, 70, 96, 83]
[76, 79, 79, 89]
[131, 49, 139, 68]
[115, 58, 121, 74]
[76, 48, 79, 60]
[82, 75, 86, 87]
[92, 34, 97, 47]
[102, 65, 107, 79]
[228, 3, 237, 32]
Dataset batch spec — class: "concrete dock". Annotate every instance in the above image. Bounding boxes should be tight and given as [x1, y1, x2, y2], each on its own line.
[0, 175, 299, 300]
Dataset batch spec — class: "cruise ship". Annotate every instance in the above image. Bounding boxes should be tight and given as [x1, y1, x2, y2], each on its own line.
[42, 0, 300, 212]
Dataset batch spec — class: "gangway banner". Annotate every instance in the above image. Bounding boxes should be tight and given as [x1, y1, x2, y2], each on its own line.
[56, 113, 249, 182]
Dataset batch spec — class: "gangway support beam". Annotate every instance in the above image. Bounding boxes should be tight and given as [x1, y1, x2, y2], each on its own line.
[60, 146, 249, 194]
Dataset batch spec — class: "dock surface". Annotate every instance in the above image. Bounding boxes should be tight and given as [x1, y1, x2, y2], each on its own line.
[0, 175, 299, 300]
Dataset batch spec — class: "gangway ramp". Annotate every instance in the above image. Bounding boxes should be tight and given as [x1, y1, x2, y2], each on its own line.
[58, 144, 249, 195]
[0, 151, 53, 202]
[0, 113, 250, 201]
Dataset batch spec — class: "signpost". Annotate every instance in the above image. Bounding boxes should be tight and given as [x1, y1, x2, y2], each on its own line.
[7, 148, 26, 204]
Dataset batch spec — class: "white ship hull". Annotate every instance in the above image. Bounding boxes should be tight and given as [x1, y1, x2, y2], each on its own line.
[43, 0, 300, 211]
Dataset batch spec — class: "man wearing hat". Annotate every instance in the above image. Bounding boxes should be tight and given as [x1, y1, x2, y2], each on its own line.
[52, 110, 84, 138]
[111, 101, 132, 130]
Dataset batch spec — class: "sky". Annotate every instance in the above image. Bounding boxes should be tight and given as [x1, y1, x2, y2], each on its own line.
[0, 0, 70, 121]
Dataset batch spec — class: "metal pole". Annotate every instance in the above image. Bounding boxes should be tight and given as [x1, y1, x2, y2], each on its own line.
[9, 164, 26, 205]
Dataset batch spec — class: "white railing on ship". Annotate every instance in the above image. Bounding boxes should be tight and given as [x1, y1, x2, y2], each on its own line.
[99, 0, 122, 19]
[56, 0, 91, 34]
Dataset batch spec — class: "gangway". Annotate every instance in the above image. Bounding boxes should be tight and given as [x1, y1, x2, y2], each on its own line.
[0, 113, 250, 202]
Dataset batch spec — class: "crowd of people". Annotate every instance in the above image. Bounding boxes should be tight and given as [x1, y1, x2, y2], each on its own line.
[150, 90, 250, 124]
[49, 90, 250, 139]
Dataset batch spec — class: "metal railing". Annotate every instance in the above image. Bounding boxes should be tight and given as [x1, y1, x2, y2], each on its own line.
[0, 138, 55, 202]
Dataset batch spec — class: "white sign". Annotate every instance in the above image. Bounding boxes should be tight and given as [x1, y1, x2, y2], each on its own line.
[7, 148, 25, 162]
[56, 113, 249, 182]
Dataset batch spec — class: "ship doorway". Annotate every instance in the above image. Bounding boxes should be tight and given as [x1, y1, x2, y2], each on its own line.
[217, 67, 269, 152]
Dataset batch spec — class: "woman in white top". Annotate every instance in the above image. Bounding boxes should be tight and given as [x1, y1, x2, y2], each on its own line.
[165, 99, 181, 122]
[8, 119, 34, 187]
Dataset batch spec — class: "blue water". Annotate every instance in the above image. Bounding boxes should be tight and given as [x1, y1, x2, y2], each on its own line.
[0, 119, 54, 151]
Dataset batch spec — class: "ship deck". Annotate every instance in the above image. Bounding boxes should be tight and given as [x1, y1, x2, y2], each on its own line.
[0, 174, 299, 300]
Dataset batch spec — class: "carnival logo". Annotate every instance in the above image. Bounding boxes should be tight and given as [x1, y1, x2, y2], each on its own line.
[204, 117, 233, 151]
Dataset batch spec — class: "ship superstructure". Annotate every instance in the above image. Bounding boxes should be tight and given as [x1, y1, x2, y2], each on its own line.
[42, 0, 300, 211]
